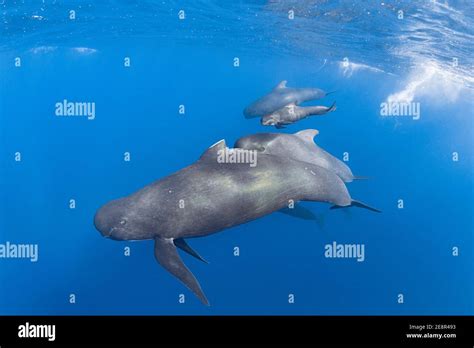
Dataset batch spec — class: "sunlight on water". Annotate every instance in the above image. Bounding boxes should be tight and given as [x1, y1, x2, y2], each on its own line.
[2, 1, 473, 103]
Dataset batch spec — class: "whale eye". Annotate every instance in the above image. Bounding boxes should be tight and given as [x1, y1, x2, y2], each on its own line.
[119, 219, 127, 226]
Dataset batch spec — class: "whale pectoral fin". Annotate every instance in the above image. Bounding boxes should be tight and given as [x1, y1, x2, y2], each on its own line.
[274, 80, 287, 89]
[279, 206, 326, 229]
[279, 205, 318, 220]
[174, 238, 209, 264]
[154, 237, 210, 306]
[275, 124, 286, 129]
[295, 129, 319, 143]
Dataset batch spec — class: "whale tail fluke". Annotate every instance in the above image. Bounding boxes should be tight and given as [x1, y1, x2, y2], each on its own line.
[351, 200, 381, 213]
[330, 200, 381, 213]
[154, 237, 210, 306]
[327, 101, 337, 112]
[353, 175, 370, 180]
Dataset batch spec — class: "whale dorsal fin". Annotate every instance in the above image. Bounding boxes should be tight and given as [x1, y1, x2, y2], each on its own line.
[274, 80, 287, 90]
[295, 129, 319, 143]
[199, 139, 226, 161]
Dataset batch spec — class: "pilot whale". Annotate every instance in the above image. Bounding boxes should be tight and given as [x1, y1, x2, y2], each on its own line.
[235, 129, 360, 183]
[94, 140, 379, 305]
[261, 102, 336, 128]
[244, 80, 328, 118]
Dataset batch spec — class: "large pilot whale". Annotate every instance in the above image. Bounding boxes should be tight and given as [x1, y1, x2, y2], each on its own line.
[235, 129, 360, 183]
[244, 80, 329, 118]
[261, 102, 336, 128]
[94, 140, 379, 305]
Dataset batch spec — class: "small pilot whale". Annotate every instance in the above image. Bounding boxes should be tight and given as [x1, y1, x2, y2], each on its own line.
[244, 80, 329, 118]
[261, 102, 336, 128]
[94, 140, 379, 305]
[235, 129, 361, 183]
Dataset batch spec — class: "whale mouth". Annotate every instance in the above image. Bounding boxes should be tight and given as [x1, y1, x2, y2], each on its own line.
[104, 227, 120, 239]
[261, 120, 275, 126]
[106, 227, 124, 241]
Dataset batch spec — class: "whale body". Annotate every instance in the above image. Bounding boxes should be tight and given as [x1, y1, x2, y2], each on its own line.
[94, 140, 378, 305]
[244, 80, 327, 118]
[235, 129, 357, 183]
[261, 102, 336, 128]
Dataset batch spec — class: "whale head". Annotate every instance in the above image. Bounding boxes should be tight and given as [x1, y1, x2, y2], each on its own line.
[94, 197, 153, 241]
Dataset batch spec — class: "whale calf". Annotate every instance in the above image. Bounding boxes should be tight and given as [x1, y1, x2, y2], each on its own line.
[94, 140, 379, 305]
[261, 102, 336, 128]
[244, 80, 328, 118]
[235, 129, 359, 183]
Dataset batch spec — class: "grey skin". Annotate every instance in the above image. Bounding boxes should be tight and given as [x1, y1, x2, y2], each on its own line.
[94, 140, 379, 305]
[244, 80, 328, 118]
[235, 129, 358, 183]
[261, 102, 336, 129]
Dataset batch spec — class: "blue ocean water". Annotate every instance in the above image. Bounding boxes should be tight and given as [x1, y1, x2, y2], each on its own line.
[0, 1, 473, 315]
